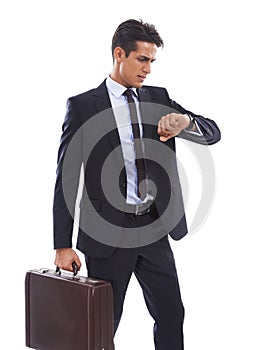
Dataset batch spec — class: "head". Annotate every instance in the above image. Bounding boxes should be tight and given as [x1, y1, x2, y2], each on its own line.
[110, 19, 164, 88]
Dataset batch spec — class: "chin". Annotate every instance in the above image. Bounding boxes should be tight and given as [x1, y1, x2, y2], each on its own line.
[134, 82, 143, 89]
[127, 80, 144, 89]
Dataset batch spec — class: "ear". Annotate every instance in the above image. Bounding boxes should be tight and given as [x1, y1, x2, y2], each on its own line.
[113, 47, 125, 63]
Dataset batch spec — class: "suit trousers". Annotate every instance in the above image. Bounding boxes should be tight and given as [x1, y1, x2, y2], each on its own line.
[85, 210, 185, 350]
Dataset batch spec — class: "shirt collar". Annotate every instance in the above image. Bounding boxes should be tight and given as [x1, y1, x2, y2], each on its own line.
[106, 76, 138, 98]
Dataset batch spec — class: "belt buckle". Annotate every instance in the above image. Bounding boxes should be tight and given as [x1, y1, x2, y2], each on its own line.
[135, 203, 150, 216]
[135, 204, 141, 215]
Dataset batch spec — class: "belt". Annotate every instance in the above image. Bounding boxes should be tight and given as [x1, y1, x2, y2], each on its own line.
[122, 200, 154, 216]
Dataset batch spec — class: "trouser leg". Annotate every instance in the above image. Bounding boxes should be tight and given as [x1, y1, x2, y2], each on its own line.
[134, 236, 185, 350]
[85, 248, 138, 333]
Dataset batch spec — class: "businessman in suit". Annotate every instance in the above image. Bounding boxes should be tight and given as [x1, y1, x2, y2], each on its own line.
[53, 19, 221, 349]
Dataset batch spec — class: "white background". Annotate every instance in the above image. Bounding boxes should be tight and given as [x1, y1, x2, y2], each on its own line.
[1, 0, 279, 349]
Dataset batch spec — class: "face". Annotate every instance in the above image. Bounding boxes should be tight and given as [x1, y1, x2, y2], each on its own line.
[111, 41, 158, 88]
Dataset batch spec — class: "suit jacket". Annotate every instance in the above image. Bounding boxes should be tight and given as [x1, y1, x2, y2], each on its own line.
[53, 80, 221, 257]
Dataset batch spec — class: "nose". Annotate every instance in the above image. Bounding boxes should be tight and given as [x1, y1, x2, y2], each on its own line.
[143, 62, 151, 74]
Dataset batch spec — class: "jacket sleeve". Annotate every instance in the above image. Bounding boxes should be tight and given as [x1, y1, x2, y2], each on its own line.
[167, 91, 221, 145]
[53, 98, 83, 249]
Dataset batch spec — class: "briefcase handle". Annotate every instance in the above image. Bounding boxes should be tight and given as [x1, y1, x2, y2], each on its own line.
[55, 262, 79, 276]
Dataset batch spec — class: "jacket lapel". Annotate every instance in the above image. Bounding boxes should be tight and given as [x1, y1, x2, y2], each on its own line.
[138, 87, 157, 140]
[92, 81, 123, 162]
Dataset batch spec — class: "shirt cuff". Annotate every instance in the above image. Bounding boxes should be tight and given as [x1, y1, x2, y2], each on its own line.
[183, 120, 203, 136]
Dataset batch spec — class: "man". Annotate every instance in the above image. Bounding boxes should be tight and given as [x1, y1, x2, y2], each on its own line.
[53, 19, 221, 349]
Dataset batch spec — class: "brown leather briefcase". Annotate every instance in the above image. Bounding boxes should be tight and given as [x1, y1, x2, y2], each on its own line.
[25, 267, 114, 350]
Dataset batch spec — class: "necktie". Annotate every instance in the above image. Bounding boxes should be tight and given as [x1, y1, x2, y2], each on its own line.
[123, 89, 147, 200]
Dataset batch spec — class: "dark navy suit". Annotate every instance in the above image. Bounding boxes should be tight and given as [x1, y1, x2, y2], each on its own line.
[53, 80, 221, 349]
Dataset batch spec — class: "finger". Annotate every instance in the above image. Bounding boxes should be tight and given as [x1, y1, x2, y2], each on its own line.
[159, 134, 172, 142]
[159, 120, 170, 135]
[74, 256, 82, 269]
[69, 256, 81, 272]
[160, 136, 170, 142]
[165, 114, 177, 130]
[158, 129, 171, 138]
[158, 118, 168, 135]
[54, 256, 62, 268]
[56, 258, 74, 272]
[158, 116, 175, 140]
[161, 114, 178, 132]
[65, 261, 76, 272]
[163, 117, 172, 131]
[162, 115, 173, 131]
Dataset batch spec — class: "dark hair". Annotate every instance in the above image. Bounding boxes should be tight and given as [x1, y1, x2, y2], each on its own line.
[111, 19, 164, 58]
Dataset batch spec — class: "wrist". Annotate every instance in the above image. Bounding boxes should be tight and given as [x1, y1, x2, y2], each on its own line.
[185, 113, 195, 130]
[56, 247, 72, 253]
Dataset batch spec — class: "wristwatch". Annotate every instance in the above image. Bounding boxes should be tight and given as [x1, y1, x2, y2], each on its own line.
[185, 113, 195, 130]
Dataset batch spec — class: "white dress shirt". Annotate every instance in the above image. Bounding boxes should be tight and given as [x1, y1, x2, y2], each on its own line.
[106, 76, 145, 204]
[105, 76, 202, 205]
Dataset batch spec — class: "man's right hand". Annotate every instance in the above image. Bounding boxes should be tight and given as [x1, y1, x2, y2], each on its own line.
[54, 248, 82, 272]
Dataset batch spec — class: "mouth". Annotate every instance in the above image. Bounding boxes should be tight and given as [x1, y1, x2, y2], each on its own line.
[138, 75, 146, 82]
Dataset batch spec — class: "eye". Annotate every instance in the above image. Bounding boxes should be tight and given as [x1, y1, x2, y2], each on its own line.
[137, 56, 149, 62]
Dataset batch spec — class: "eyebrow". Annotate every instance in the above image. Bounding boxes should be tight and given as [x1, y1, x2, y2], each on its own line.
[138, 55, 156, 63]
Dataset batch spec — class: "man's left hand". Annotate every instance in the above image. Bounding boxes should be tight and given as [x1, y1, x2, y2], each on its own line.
[157, 113, 191, 142]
